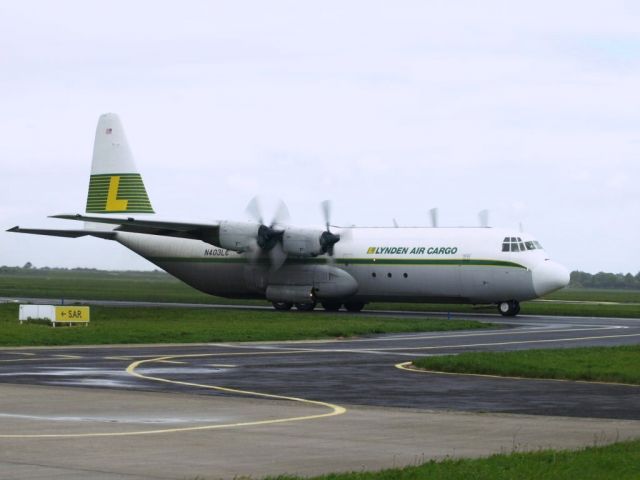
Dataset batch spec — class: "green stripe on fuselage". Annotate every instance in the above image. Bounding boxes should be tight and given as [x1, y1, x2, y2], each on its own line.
[147, 256, 526, 269]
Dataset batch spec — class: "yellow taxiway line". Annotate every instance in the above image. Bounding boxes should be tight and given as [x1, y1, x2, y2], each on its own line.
[0, 354, 345, 439]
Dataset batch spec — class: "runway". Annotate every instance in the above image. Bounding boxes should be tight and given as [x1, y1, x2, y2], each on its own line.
[0, 307, 639, 478]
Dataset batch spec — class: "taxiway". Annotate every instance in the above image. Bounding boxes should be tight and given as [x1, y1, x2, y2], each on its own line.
[0, 308, 639, 479]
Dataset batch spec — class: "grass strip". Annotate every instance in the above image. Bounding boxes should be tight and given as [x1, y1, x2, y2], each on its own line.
[0, 304, 494, 346]
[412, 346, 640, 385]
[264, 439, 640, 480]
[0, 270, 237, 304]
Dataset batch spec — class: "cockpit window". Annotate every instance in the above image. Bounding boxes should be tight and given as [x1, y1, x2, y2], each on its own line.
[502, 237, 544, 252]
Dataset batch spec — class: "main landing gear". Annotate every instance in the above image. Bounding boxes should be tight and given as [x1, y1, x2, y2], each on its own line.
[343, 301, 365, 312]
[498, 300, 520, 317]
[270, 301, 319, 311]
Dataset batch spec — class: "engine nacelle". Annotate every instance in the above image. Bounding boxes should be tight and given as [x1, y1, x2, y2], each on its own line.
[266, 285, 315, 303]
[218, 221, 260, 252]
[282, 228, 324, 257]
[267, 265, 358, 301]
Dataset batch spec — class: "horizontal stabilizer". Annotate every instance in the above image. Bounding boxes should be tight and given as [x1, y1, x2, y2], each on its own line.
[50, 214, 220, 244]
[6, 226, 116, 240]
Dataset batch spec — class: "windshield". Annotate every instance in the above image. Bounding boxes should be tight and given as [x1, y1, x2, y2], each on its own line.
[502, 236, 543, 253]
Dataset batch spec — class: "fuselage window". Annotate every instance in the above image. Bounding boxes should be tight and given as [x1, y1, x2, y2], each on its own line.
[372, 272, 376, 278]
[511, 243, 520, 252]
[502, 243, 509, 252]
[403, 273, 408, 278]
[525, 241, 535, 250]
[387, 272, 392, 278]
[534, 241, 543, 249]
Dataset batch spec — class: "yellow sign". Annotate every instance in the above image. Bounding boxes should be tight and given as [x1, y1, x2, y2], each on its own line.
[54, 306, 90, 323]
[106, 176, 129, 211]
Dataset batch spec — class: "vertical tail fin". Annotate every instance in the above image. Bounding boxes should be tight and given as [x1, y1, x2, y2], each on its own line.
[85, 113, 154, 214]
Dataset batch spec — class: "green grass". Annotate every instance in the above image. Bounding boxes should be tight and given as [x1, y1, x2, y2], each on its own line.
[0, 269, 241, 304]
[264, 439, 640, 480]
[0, 304, 494, 346]
[412, 346, 640, 385]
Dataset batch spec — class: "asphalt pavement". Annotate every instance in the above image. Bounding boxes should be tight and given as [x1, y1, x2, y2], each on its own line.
[0, 305, 639, 479]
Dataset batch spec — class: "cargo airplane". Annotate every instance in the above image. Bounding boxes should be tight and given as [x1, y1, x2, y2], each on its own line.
[8, 114, 570, 316]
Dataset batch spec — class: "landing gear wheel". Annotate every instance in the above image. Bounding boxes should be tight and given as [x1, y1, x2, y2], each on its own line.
[322, 301, 342, 312]
[272, 301, 293, 311]
[295, 302, 317, 312]
[344, 301, 365, 313]
[498, 300, 520, 317]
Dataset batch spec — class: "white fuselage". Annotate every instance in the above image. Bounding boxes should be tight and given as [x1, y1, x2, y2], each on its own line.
[115, 226, 569, 305]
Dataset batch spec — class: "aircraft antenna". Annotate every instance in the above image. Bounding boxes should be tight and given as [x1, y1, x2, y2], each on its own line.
[478, 209, 490, 228]
[429, 208, 439, 228]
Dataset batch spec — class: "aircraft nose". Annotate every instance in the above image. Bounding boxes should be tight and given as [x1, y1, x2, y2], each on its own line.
[533, 260, 570, 297]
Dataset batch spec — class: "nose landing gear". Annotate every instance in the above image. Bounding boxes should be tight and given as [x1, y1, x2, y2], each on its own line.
[498, 300, 520, 317]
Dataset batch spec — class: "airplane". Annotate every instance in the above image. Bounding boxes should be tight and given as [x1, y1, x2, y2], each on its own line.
[8, 113, 570, 316]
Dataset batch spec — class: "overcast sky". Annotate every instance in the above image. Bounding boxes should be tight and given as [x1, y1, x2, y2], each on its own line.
[1, 1, 638, 273]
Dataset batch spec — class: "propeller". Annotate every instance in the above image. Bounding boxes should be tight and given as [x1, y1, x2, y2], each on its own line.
[319, 200, 341, 257]
[392, 218, 399, 228]
[429, 208, 439, 228]
[244, 197, 342, 270]
[244, 197, 289, 269]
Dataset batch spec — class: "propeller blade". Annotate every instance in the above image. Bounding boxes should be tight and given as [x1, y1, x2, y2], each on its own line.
[269, 243, 288, 271]
[245, 196, 263, 225]
[319, 200, 341, 260]
[246, 238, 262, 265]
[271, 200, 290, 228]
[320, 200, 331, 231]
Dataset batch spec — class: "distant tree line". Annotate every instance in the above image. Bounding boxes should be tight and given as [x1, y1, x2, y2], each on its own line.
[0, 264, 167, 275]
[570, 271, 640, 290]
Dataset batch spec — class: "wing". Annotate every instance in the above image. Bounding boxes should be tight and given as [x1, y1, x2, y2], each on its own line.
[9, 214, 221, 245]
